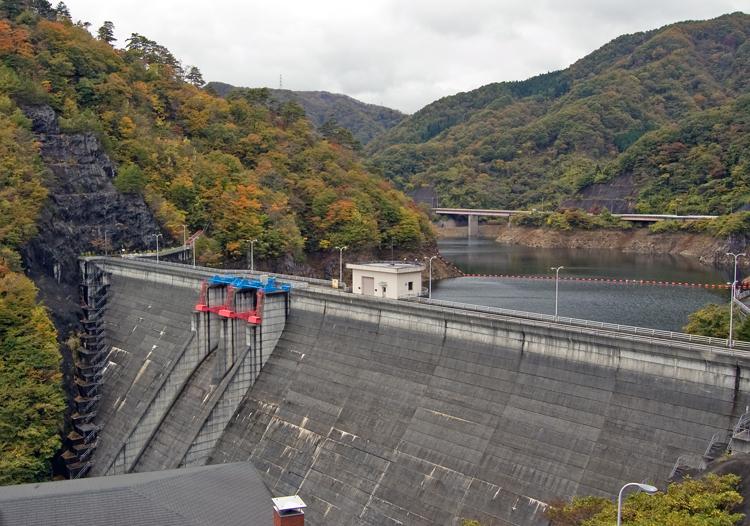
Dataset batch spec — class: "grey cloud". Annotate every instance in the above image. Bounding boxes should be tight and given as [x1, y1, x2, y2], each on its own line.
[66, 0, 747, 113]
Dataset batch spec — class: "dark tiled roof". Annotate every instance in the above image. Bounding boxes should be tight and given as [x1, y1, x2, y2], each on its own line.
[0, 462, 272, 526]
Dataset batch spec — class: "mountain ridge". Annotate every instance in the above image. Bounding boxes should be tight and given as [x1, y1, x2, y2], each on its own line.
[206, 81, 405, 145]
[366, 12, 750, 215]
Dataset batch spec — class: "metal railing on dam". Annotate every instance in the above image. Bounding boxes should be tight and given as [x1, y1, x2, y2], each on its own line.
[410, 297, 750, 355]
[85, 255, 333, 288]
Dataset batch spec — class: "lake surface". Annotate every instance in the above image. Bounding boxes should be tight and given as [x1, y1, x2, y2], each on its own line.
[435, 238, 732, 331]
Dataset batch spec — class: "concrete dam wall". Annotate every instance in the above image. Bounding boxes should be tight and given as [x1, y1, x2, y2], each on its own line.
[82, 258, 750, 526]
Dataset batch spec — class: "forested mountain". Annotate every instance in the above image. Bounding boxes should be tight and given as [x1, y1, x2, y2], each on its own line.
[207, 81, 405, 145]
[0, 5, 431, 261]
[367, 12, 750, 214]
[0, 0, 430, 484]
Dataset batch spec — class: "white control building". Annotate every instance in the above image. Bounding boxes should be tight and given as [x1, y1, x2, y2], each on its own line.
[346, 262, 424, 299]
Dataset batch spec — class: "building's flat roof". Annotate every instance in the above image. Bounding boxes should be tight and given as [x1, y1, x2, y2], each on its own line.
[0, 462, 272, 526]
[272, 495, 306, 511]
[346, 261, 424, 273]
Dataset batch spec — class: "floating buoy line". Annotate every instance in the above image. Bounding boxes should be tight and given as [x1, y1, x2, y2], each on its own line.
[460, 274, 741, 289]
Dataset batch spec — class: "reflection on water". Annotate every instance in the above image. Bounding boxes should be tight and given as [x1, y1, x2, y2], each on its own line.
[435, 238, 732, 331]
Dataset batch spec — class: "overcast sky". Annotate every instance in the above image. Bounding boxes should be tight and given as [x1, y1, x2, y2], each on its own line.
[64, 0, 747, 113]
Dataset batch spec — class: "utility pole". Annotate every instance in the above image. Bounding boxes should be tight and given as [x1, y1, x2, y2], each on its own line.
[153, 233, 163, 263]
[726, 252, 746, 347]
[551, 266, 564, 321]
[182, 225, 187, 247]
[334, 246, 347, 286]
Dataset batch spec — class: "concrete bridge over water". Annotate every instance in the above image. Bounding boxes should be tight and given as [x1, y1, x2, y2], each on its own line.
[432, 208, 718, 237]
[67, 256, 750, 525]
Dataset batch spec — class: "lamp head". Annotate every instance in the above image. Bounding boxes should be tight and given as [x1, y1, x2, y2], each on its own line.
[636, 483, 658, 494]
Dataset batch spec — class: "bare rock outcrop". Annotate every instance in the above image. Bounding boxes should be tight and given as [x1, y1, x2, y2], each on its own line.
[20, 105, 163, 335]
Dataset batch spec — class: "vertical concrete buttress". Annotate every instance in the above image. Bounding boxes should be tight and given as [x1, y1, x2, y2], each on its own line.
[181, 291, 288, 467]
[468, 214, 479, 238]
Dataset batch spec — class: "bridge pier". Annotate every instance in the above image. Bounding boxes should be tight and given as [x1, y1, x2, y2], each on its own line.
[468, 215, 479, 238]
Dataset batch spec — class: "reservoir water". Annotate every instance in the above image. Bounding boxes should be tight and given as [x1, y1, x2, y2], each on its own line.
[435, 238, 731, 331]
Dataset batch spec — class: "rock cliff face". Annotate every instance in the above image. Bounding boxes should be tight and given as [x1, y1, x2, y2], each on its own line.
[20, 105, 163, 336]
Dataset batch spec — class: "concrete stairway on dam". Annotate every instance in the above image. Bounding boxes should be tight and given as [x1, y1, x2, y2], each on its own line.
[207, 290, 750, 526]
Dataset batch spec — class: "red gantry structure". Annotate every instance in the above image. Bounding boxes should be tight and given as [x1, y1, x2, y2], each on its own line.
[195, 275, 290, 325]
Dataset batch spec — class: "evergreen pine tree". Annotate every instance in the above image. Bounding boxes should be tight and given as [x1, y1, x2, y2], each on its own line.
[186, 66, 204, 87]
[97, 20, 115, 44]
[54, 1, 69, 19]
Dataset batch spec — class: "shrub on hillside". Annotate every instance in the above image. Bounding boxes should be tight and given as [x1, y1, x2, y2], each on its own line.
[546, 474, 744, 525]
[510, 210, 549, 227]
[683, 303, 750, 341]
[648, 220, 681, 233]
[649, 213, 750, 238]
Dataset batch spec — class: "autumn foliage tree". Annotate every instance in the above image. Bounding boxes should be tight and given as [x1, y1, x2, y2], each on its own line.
[0, 265, 65, 485]
[0, 54, 63, 484]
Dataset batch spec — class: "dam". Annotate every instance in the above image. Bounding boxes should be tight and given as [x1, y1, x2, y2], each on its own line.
[68, 256, 750, 525]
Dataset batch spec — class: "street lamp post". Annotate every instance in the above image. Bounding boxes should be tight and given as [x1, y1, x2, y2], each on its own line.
[334, 246, 347, 287]
[617, 482, 658, 525]
[182, 225, 187, 248]
[551, 266, 564, 321]
[152, 233, 163, 263]
[246, 239, 258, 273]
[425, 255, 437, 299]
[726, 252, 746, 347]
